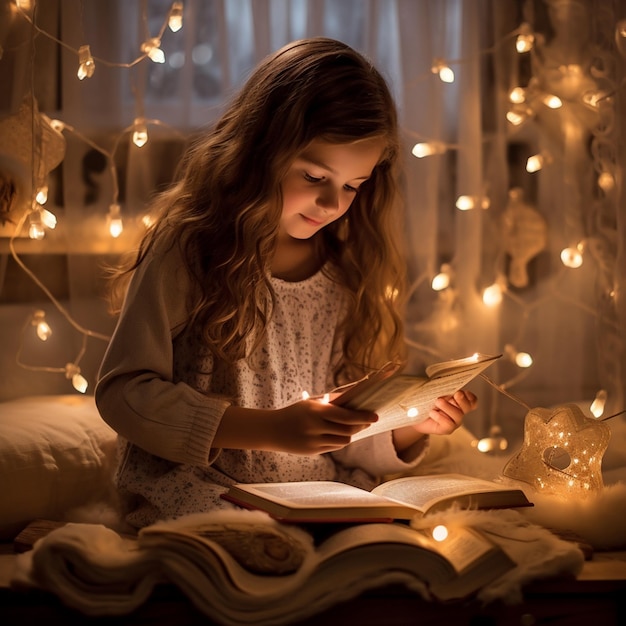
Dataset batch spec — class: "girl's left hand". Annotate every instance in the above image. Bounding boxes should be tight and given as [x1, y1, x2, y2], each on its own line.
[413, 389, 478, 436]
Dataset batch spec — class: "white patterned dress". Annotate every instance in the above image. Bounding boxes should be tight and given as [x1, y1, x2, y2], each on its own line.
[96, 245, 428, 527]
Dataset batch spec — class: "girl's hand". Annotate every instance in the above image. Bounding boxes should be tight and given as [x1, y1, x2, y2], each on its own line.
[392, 389, 478, 453]
[413, 389, 478, 436]
[266, 400, 379, 455]
[215, 400, 378, 456]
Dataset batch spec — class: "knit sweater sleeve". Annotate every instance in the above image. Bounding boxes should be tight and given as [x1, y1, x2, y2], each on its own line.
[95, 244, 230, 466]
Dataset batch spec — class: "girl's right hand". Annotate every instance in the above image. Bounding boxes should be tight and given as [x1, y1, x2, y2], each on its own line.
[266, 400, 379, 455]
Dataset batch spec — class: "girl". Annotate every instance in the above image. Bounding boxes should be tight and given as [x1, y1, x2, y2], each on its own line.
[96, 38, 477, 528]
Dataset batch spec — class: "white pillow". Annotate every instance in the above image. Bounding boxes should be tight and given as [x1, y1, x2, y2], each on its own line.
[0, 394, 118, 540]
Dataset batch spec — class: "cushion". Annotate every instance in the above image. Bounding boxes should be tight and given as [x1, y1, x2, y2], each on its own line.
[0, 394, 118, 540]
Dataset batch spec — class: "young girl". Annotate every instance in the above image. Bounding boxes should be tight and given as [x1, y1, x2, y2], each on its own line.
[96, 37, 477, 528]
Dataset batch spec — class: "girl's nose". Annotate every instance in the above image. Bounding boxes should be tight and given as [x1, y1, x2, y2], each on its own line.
[316, 185, 340, 212]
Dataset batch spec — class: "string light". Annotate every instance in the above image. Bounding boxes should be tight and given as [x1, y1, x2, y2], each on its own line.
[132, 118, 149, 147]
[77, 44, 95, 80]
[65, 363, 88, 394]
[411, 141, 447, 158]
[542, 94, 563, 109]
[455, 195, 490, 211]
[504, 344, 533, 368]
[590, 389, 607, 418]
[526, 152, 551, 173]
[509, 87, 526, 104]
[32, 310, 52, 342]
[482, 281, 504, 307]
[431, 525, 448, 541]
[515, 23, 535, 53]
[107, 203, 123, 238]
[168, 1, 184, 32]
[35, 185, 48, 204]
[431, 264, 452, 291]
[560, 244, 584, 268]
[431, 58, 455, 83]
[141, 37, 165, 63]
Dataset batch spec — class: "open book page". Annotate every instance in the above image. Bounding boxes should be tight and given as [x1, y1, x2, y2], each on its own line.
[349, 354, 500, 442]
[371, 474, 532, 514]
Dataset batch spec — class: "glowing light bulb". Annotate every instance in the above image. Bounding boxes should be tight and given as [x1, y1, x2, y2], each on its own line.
[141, 38, 165, 63]
[32, 310, 52, 341]
[431, 59, 454, 83]
[321, 393, 330, 404]
[169, 1, 183, 32]
[505, 344, 533, 368]
[77, 45, 95, 80]
[406, 407, 419, 418]
[506, 109, 529, 126]
[40, 207, 57, 230]
[432, 525, 448, 541]
[132, 119, 148, 147]
[411, 141, 446, 158]
[598, 171, 615, 191]
[509, 87, 526, 104]
[28, 213, 45, 240]
[65, 363, 88, 393]
[50, 119, 65, 132]
[108, 203, 123, 238]
[590, 390, 607, 418]
[560, 246, 583, 268]
[482, 282, 503, 307]
[516, 23, 534, 53]
[455, 195, 489, 211]
[474, 425, 509, 453]
[526, 154, 544, 173]
[542, 94, 563, 109]
[431, 264, 452, 291]
[36, 185, 48, 204]
[302, 390, 310, 400]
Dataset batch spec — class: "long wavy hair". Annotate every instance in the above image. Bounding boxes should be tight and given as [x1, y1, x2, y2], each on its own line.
[109, 37, 407, 383]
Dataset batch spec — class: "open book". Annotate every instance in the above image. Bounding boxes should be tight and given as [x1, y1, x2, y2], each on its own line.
[221, 473, 533, 523]
[329, 352, 501, 441]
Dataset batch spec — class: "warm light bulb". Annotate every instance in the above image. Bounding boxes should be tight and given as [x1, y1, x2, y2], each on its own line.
[560, 246, 583, 268]
[36, 185, 48, 204]
[598, 171, 615, 191]
[77, 44, 95, 80]
[32, 310, 52, 341]
[141, 38, 165, 63]
[65, 363, 88, 393]
[50, 119, 65, 132]
[40, 207, 57, 230]
[302, 390, 310, 400]
[526, 154, 544, 173]
[406, 407, 419, 418]
[515, 352, 533, 368]
[455, 195, 475, 211]
[482, 283, 503, 307]
[108, 203, 123, 238]
[506, 109, 528, 126]
[411, 141, 446, 158]
[431, 59, 454, 83]
[590, 390, 607, 418]
[542, 94, 563, 109]
[509, 87, 526, 104]
[28, 213, 45, 240]
[432, 525, 448, 541]
[169, 1, 183, 32]
[516, 23, 534, 53]
[431, 265, 452, 291]
[132, 120, 148, 147]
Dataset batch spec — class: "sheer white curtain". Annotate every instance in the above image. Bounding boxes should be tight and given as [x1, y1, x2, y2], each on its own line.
[16, 0, 623, 437]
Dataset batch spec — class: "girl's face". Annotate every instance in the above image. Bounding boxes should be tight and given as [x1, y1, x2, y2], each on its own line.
[279, 137, 384, 240]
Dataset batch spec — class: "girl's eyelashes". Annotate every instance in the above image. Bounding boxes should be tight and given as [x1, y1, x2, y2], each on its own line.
[303, 172, 359, 193]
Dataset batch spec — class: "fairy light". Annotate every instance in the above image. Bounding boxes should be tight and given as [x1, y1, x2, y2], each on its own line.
[32, 310, 52, 342]
[107, 203, 123, 238]
[474, 425, 509, 453]
[168, 1, 184, 32]
[301, 390, 310, 400]
[77, 44, 95, 80]
[509, 87, 526, 104]
[455, 195, 490, 211]
[560, 244, 584, 268]
[132, 118, 149, 147]
[65, 363, 88, 394]
[598, 171, 615, 192]
[506, 108, 531, 126]
[141, 37, 166, 63]
[482, 281, 504, 307]
[431, 264, 452, 291]
[516, 23, 534, 53]
[542, 94, 563, 109]
[504, 344, 533, 368]
[432, 525, 448, 541]
[406, 407, 419, 418]
[28, 211, 45, 240]
[411, 141, 446, 158]
[35, 185, 48, 204]
[431, 59, 455, 83]
[590, 390, 607, 418]
[39, 207, 57, 230]
[526, 152, 552, 173]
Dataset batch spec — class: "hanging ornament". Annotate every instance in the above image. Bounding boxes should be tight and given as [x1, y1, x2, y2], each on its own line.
[501, 188, 548, 288]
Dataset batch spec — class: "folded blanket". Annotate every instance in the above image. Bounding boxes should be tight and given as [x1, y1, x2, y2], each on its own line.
[11, 508, 584, 625]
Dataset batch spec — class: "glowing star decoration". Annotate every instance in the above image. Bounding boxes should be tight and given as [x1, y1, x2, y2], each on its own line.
[502, 404, 611, 497]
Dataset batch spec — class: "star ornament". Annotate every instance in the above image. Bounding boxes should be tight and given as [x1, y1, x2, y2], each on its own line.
[503, 404, 611, 497]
